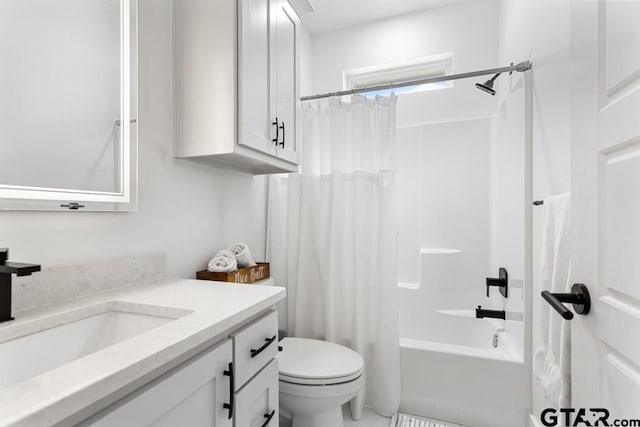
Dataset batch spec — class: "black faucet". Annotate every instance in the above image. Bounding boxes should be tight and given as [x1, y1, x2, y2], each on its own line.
[476, 306, 506, 320]
[0, 248, 41, 323]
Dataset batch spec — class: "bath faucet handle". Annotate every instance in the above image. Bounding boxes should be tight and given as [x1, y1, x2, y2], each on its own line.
[486, 267, 508, 298]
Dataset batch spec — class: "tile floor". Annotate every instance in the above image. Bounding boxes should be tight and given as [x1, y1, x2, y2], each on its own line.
[343, 406, 391, 426]
[280, 406, 462, 427]
[279, 406, 391, 427]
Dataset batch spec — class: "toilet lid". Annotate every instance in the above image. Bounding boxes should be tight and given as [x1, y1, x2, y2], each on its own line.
[278, 338, 364, 385]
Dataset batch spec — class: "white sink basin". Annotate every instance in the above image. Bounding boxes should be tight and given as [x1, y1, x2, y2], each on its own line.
[0, 302, 188, 391]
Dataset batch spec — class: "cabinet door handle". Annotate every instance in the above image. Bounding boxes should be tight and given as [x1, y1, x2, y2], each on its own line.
[278, 121, 285, 148]
[250, 335, 277, 358]
[222, 362, 234, 419]
[541, 283, 591, 320]
[272, 118, 279, 145]
[261, 409, 276, 427]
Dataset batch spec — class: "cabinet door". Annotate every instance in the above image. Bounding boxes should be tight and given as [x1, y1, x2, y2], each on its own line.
[235, 359, 279, 427]
[273, 0, 300, 164]
[238, 0, 277, 156]
[84, 340, 233, 427]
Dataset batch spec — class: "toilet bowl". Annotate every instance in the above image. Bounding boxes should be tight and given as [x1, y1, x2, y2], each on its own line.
[278, 337, 364, 427]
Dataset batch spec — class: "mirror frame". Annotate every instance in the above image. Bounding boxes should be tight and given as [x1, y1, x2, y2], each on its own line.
[0, 0, 138, 212]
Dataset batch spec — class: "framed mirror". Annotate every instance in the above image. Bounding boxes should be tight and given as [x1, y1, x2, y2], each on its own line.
[0, 0, 137, 211]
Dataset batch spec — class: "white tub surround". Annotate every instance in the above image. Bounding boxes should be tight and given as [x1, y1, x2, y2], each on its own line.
[0, 278, 285, 427]
[397, 242, 526, 427]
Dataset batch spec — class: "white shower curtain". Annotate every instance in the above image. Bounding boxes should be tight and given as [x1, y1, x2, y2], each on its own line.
[268, 95, 401, 416]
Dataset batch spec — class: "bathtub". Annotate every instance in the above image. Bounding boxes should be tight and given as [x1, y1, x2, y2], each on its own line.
[399, 309, 526, 427]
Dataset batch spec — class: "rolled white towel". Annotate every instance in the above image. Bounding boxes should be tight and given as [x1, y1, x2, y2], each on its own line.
[229, 242, 256, 268]
[207, 249, 237, 273]
[216, 249, 235, 259]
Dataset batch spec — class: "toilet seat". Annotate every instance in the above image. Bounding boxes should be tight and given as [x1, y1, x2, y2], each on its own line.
[278, 337, 364, 386]
[279, 370, 363, 386]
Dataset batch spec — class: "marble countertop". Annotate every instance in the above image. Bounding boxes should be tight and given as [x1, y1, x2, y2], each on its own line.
[0, 278, 285, 427]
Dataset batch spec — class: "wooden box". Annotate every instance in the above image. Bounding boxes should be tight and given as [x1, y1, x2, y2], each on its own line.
[196, 262, 270, 284]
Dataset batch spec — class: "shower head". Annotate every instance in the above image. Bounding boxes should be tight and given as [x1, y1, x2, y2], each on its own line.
[475, 73, 501, 96]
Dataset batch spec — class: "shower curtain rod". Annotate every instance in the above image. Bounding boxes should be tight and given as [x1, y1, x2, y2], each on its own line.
[300, 60, 532, 101]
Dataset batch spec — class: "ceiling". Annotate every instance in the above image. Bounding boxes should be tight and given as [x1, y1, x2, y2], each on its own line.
[299, 0, 470, 35]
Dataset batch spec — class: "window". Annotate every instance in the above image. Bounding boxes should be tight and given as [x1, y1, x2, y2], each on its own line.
[343, 52, 454, 98]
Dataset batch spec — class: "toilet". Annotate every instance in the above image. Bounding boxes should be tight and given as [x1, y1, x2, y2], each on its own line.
[278, 337, 364, 427]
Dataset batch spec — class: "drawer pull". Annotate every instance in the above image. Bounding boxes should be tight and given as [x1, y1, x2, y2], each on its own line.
[250, 335, 277, 358]
[262, 409, 276, 427]
[223, 362, 234, 419]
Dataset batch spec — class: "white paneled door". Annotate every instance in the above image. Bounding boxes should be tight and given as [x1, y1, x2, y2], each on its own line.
[570, 0, 640, 423]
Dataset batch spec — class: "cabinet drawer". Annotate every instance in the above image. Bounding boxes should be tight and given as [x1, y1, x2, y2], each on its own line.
[231, 310, 278, 388]
[235, 359, 279, 427]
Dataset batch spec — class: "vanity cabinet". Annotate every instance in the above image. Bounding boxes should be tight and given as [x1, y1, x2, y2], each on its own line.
[85, 339, 234, 427]
[83, 310, 279, 427]
[174, 0, 301, 174]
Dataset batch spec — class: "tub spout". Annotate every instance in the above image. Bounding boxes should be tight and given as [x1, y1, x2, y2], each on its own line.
[475, 306, 505, 320]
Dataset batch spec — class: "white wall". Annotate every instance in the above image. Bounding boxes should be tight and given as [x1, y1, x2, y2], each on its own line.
[310, 0, 500, 127]
[497, 0, 572, 421]
[0, 0, 269, 279]
[299, 26, 314, 98]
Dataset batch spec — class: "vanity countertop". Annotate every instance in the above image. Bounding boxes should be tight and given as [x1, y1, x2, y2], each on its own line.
[0, 278, 285, 427]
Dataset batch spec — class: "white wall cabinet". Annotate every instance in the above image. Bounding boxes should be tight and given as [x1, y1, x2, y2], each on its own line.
[175, 0, 301, 174]
[83, 310, 280, 427]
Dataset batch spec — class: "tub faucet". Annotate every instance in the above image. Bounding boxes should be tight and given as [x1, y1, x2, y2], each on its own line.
[475, 306, 505, 320]
[0, 248, 41, 323]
